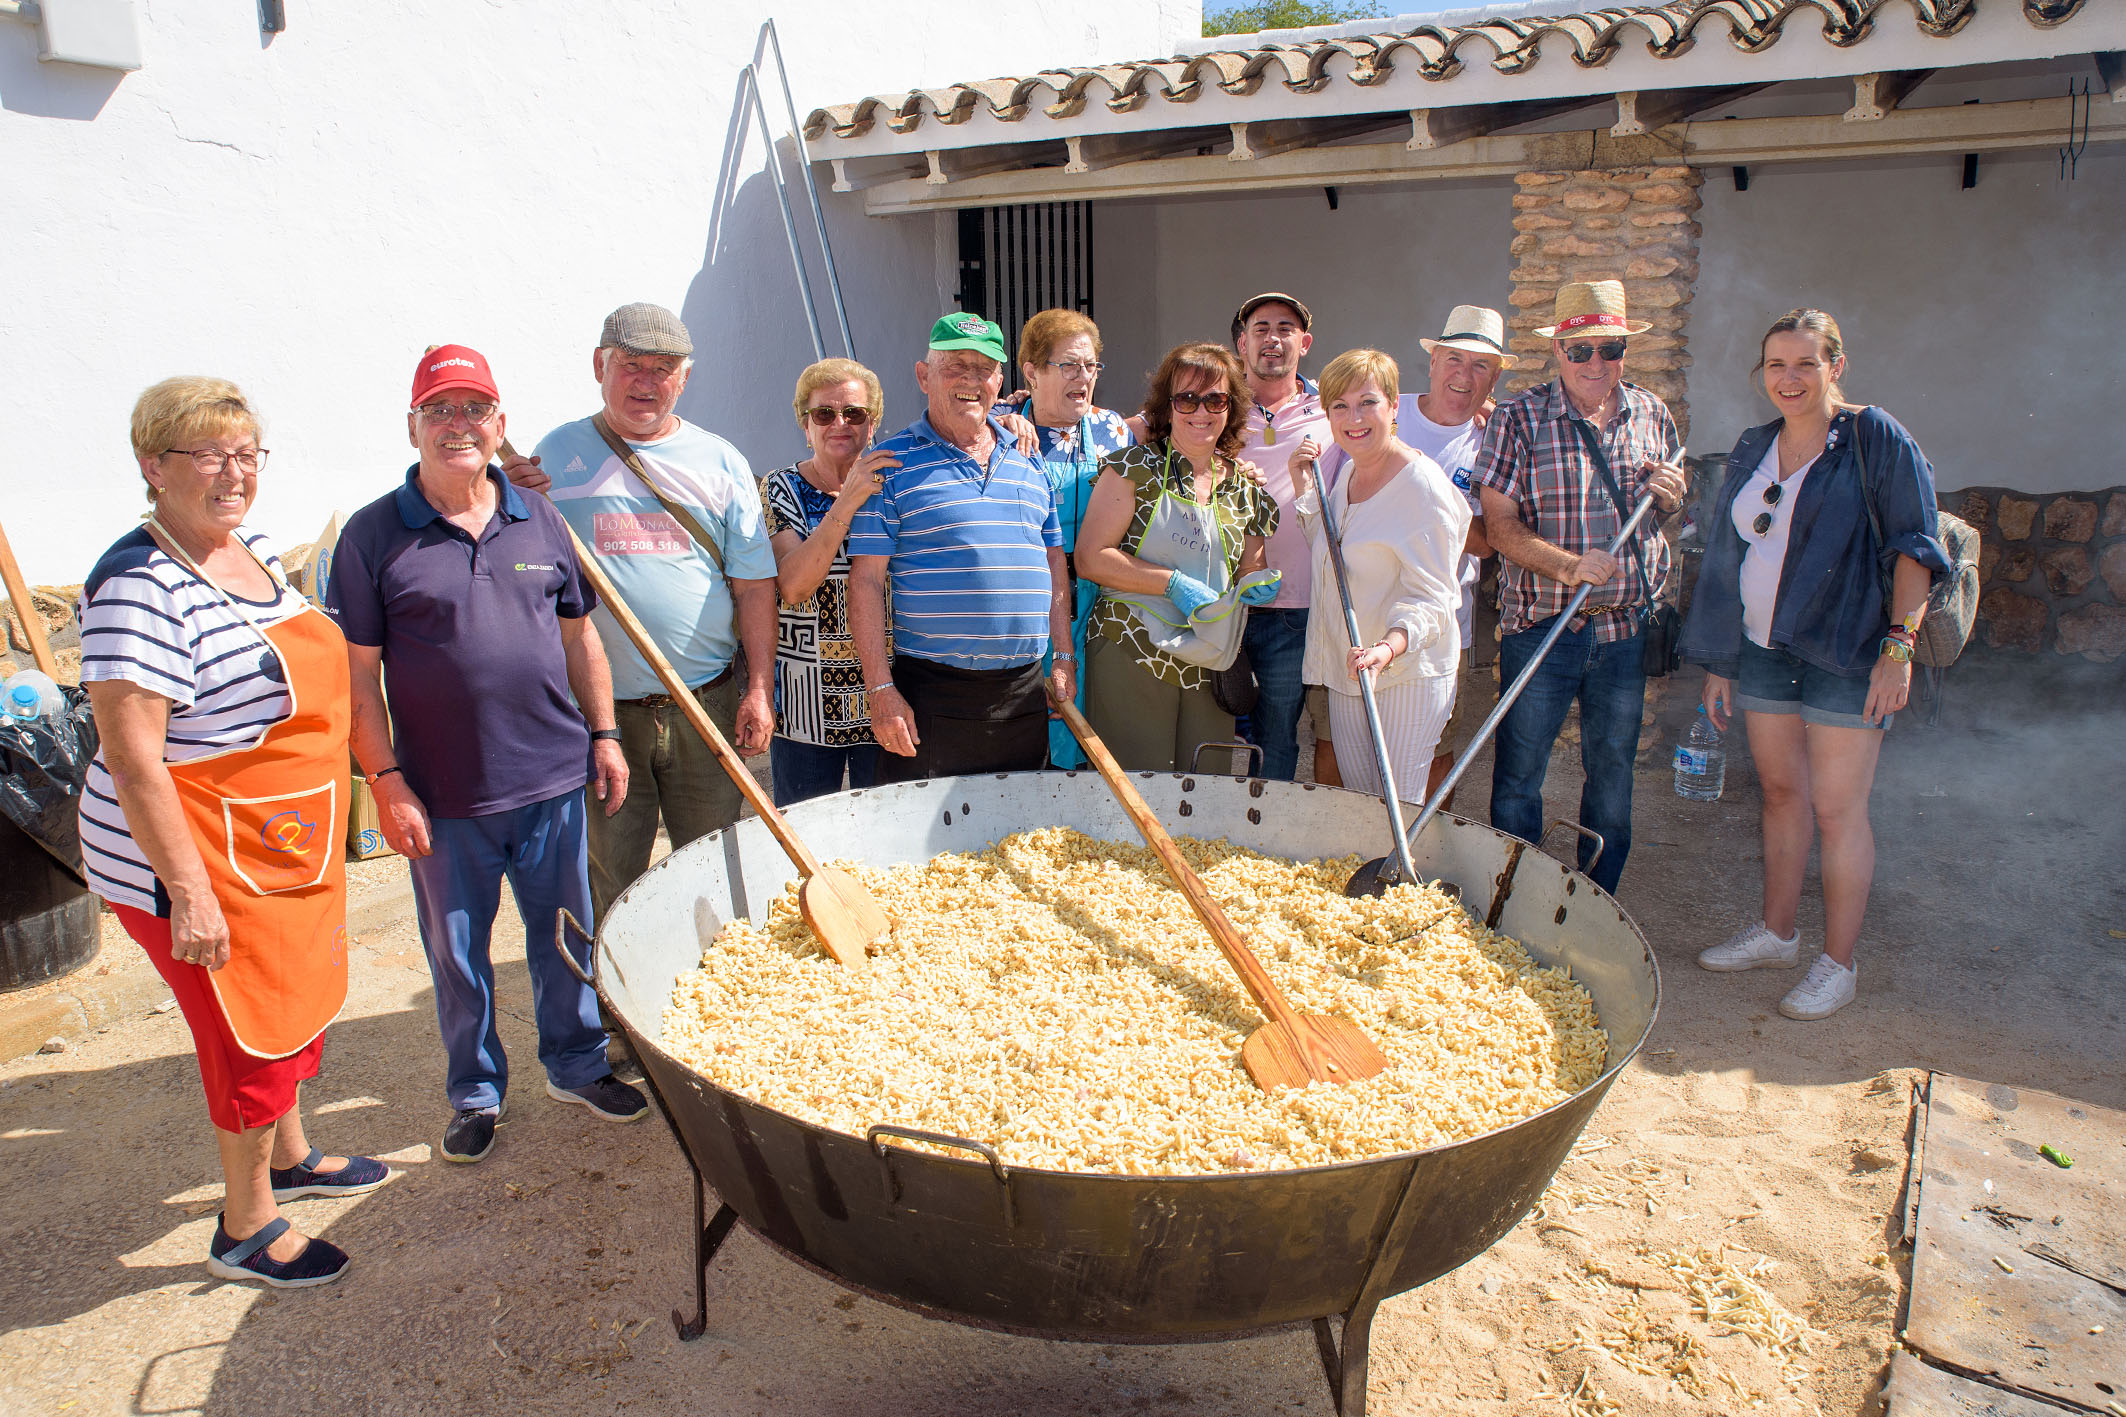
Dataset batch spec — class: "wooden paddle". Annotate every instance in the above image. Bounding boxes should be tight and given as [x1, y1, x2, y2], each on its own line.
[1054, 698, 1388, 1092]
[500, 439, 886, 967]
[0, 512, 60, 679]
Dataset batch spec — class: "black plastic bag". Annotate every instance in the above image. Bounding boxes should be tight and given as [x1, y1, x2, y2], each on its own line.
[0, 683, 97, 882]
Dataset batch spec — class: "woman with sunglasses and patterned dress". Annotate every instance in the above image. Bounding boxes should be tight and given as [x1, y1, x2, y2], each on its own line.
[1680, 309, 1948, 1021]
[1005, 309, 1138, 768]
[760, 359, 899, 805]
[1076, 342, 1280, 772]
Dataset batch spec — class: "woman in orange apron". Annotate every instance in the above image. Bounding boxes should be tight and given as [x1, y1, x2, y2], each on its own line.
[80, 377, 387, 1288]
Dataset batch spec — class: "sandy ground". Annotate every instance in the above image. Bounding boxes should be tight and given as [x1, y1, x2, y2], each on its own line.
[2, 654, 2121, 1417]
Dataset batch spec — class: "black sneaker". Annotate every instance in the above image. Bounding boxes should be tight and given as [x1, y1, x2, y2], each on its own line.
[545, 1073, 649, 1122]
[441, 1104, 503, 1164]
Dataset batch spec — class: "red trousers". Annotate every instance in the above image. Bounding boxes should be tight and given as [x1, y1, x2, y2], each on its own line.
[115, 903, 325, 1133]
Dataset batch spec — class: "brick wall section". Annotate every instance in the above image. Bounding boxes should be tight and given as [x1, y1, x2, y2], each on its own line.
[1951, 486, 2126, 663]
[1502, 164, 1703, 442]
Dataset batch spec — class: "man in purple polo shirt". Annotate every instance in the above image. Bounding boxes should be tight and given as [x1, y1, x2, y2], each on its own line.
[328, 344, 649, 1166]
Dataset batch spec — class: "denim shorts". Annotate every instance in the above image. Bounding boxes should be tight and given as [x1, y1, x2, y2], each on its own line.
[1735, 637, 1886, 731]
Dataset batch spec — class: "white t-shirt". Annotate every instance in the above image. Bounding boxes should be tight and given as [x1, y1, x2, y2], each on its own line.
[1733, 443, 1817, 648]
[1391, 398, 1483, 647]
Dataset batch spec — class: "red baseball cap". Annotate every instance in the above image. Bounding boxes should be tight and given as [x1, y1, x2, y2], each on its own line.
[410, 344, 500, 409]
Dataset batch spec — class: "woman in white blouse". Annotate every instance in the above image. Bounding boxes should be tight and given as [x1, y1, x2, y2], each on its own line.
[1293, 349, 1470, 800]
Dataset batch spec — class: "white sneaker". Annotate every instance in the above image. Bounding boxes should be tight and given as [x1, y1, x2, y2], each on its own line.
[1779, 955, 1857, 1020]
[1697, 921, 1800, 972]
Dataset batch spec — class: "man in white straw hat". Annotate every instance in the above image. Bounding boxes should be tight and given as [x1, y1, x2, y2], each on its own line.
[1468, 280, 1687, 895]
[1315, 303, 1515, 796]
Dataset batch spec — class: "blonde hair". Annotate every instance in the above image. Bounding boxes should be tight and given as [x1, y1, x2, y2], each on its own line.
[1318, 349, 1400, 408]
[1754, 308, 1847, 403]
[129, 377, 262, 501]
[791, 358, 884, 428]
[1017, 308, 1101, 370]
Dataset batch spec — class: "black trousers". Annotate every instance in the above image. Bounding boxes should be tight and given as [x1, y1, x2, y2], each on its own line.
[875, 654, 1047, 783]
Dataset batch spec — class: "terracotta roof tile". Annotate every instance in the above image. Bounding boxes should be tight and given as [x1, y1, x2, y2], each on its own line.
[804, 0, 2082, 141]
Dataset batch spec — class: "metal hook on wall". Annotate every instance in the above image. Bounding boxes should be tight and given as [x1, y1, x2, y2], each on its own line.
[2059, 78, 2090, 181]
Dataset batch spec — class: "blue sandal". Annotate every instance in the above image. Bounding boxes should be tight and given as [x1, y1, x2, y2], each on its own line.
[206, 1215, 350, 1288]
[270, 1146, 390, 1201]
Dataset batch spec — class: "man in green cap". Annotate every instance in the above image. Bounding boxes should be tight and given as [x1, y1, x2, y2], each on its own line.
[848, 314, 1074, 779]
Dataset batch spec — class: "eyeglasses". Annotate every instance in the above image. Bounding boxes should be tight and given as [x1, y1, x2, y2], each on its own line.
[163, 447, 268, 474]
[805, 405, 874, 427]
[1170, 390, 1232, 414]
[1563, 341, 1629, 365]
[1045, 360, 1106, 378]
[415, 400, 500, 426]
[1751, 481, 1783, 537]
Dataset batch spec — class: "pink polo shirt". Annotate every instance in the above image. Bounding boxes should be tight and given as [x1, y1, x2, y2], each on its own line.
[1240, 379, 1330, 610]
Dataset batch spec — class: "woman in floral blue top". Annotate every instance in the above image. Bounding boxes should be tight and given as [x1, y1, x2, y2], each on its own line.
[1007, 309, 1137, 767]
[762, 359, 898, 806]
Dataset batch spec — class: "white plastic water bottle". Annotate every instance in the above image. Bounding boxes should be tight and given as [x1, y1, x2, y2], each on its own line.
[1673, 706, 1725, 801]
[2, 668, 63, 722]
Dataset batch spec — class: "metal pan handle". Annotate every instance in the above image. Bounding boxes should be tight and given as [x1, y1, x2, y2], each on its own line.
[866, 1123, 1016, 1226]
[554, 907, 600, 989]
[1537, 818, 1607, 875]
[1190, 741, 1262, 779]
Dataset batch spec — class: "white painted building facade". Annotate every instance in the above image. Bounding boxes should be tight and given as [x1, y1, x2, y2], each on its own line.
[0, 0, 1196, 583]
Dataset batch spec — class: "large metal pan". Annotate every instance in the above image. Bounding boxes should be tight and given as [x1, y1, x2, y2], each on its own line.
[575, 771, 1659, 1415]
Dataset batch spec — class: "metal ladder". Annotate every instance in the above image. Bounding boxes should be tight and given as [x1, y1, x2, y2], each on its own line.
[740, 19, 854, 362]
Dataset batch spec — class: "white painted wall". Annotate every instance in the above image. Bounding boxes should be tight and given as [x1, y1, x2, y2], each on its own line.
[1689, 145, 2126, 491]
[1091, 179, 1515, 413]
[0, 0, 1190, 584]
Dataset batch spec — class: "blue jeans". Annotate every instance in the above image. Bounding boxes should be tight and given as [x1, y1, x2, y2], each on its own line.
[771, 736, 880, 807]
[408, 789, 607, 1112]
[1240, 607, 1309, 781]
[1489, 618, 1648, 895]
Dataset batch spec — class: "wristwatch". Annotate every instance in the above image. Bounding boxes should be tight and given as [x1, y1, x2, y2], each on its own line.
[590, 728, 624, 742]
[1879, 637, 1913, 664]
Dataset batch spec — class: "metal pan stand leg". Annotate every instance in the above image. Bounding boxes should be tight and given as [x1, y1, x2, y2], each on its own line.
[1312, 1302, 1382, 1417]
[673, 1168, 742, 1341]
[1309, 1158, 1432, 1415]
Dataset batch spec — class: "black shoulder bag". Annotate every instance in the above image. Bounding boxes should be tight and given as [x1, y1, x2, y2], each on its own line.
[1569, 419, 1680, 678]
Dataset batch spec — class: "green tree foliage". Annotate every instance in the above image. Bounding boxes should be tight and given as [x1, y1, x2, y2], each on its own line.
[1201, 1, 1383, 38]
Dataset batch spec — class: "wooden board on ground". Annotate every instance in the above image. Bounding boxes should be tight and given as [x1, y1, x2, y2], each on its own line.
[1884, 1350, 2077, 1417]
[1904, 1073, 2125, 1414]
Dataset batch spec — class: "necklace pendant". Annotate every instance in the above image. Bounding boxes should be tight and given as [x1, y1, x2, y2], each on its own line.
[1262, 420, 1276, 447]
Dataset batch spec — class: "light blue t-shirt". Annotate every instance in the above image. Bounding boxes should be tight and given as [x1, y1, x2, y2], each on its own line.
[535, 416, 778, 700]
[846, 413, 1061, 670]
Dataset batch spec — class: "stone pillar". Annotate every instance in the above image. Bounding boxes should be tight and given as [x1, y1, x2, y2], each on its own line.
[1502, 162, 1703, 441]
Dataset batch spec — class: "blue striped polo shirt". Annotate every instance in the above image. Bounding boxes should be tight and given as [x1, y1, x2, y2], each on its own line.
[847, 413, 1061, 670]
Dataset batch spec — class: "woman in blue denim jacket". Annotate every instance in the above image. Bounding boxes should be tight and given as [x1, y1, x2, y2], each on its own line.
[1677, 309, 1948, 1021]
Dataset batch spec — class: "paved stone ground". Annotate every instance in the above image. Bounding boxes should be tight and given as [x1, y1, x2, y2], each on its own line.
[1, 650, 2120, 1416]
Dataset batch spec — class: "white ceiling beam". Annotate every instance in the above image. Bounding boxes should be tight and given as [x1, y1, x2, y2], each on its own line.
[1613, 84, 1774, 136]
[1230, 113, 1410, 161]
[1408, 96, 1607, 150]
[857, 94, 2124, 214]
[1063, 127, 1226, 173]
[2096, 52, 2125, 103]
[1843, 70, 1937, 121]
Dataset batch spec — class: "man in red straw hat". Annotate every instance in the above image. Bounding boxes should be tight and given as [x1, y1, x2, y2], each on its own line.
[1468, 280, 1687, 894]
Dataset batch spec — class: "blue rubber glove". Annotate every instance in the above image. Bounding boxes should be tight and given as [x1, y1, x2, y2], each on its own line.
[1166, 572, 1218, 619]
[1237, 571, 1283, 606]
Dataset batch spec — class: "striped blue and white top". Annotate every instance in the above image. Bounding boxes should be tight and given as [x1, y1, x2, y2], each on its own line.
[846, 413, 1061, 670]
[76, 526, 303, 915]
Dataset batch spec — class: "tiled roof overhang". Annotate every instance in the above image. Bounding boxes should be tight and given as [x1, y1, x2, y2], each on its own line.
[806, 0, 2097, 145]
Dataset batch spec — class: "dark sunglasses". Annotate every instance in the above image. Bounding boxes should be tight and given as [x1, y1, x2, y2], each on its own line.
[1170, 390, 1232, 414]
[1563, 341, 1628, 365]
[804, 405, 873, 427]
[1751, 481, 1783, 536]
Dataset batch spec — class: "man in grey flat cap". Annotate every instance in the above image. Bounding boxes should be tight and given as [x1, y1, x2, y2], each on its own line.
[508, 303, 778, 920]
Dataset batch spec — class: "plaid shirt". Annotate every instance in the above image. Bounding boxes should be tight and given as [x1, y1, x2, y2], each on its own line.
[1469, 377, 1680, 643]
